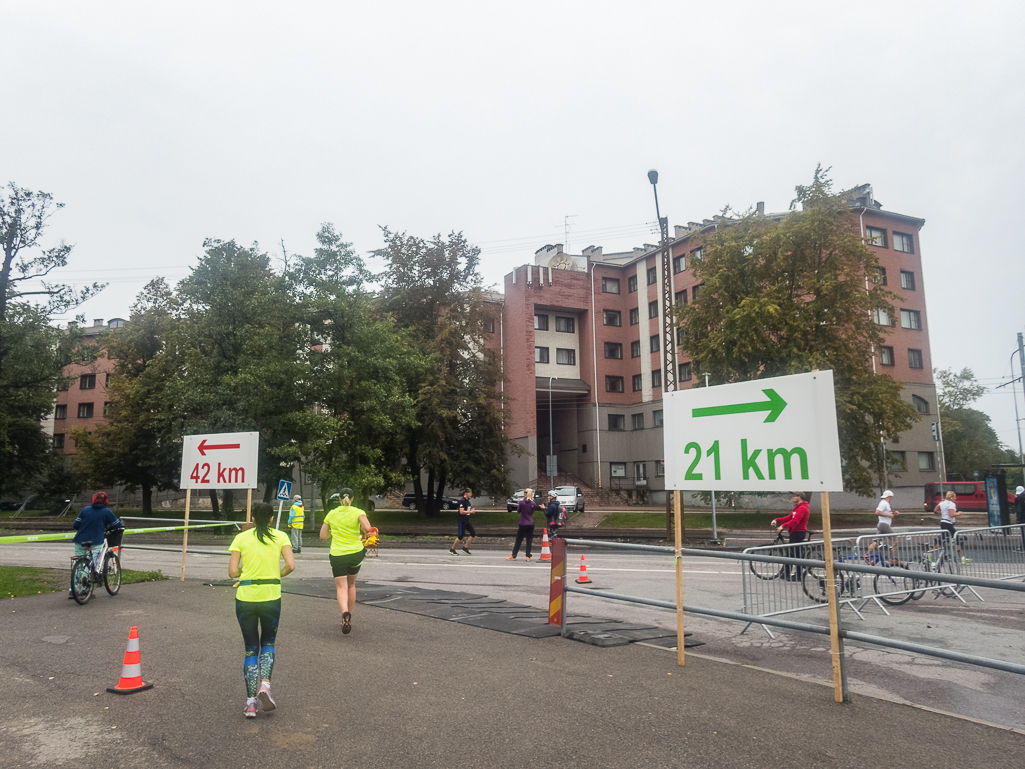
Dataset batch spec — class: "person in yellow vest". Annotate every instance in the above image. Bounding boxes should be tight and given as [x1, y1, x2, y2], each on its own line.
[287, 495, 305, 553]
[320, 488, 372, 635]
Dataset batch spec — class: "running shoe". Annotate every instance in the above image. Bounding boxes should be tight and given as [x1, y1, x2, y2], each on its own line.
[257, 684, 276, 712]
[244, 700, 258, 718]
[461, 547, 471, 555]
[342, 611, 352, 634]
[525, 557, 532, 562]
[449, 549, 459, 556]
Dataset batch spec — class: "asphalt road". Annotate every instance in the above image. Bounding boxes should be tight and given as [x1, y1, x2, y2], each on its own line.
[3, 538, 1024, 767]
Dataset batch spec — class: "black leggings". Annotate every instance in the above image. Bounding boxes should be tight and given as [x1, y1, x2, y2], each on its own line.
[512, 524, 534, 558]
[236, 598, 280, 698]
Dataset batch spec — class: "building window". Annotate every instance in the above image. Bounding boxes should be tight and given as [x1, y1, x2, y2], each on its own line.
[630, 340, 641, 358]
[627, 275, 638, 293]
[602, 277, 620, 294]
[873, 267, 887, 286]
[651, 369, 662, 388]
[908, 348, 924, 369]
[629, 308, 639, 326]
[53, 433, 65, 449]
[880, 346, 894, 366]
[486, 319, 495, 334]
[555, 316, 575, 333]
[605, 376, 624, 393]
[80, 374, 96, 390]
[653, 409, 664, 427]
[648, 300, 658, 319]
[900, 270, 916, 291]
[647, 266, 657, 285]
[54, 404, 67, 419]
[912, 395, 930, 414]
[105, 373, 111, 387]
[535, 346, 550, 364]
[604, 342, 623, 360]
[873, 308, 894, 327]
[691, 247, 702, 260]
[656, 460, 665, 476]
[692, 285, 702, 300]
[918, 451, 936, 471]
[603, 309, 621, 327]
[679, 362, 692, 381]
[103, 402, 111, 417]
[632, 373, 643, 392]
[556, 348, 576, 365]
[673, 255, 686, 274]
[534, 314, 549, 331]
[635, 462, 647, 481]
[78, 403, 94, 419]
[887, 450, 907, 471]
[650, 335, 660, 353]
[608, 414, 625, 431]
[675, 290, 688, 305]
[900, 309, 922, 330]
[632, 413, 644, 430]
[866, 227, 888, 248]
[610, 461, 626, 477]
[57, 379, 70, 392]
[894, 232, 914, 254]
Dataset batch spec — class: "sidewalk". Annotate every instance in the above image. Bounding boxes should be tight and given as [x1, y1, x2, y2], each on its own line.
[2, 579, 1021, 768]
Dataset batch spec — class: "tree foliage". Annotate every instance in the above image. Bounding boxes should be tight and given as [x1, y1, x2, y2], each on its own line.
[678, 167, 919, 496]
[0, 183, 103, 495]
[934, 367, 1017, 482]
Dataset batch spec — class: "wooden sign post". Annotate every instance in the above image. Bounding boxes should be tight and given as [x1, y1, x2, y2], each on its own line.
[819, 491, 849, 703]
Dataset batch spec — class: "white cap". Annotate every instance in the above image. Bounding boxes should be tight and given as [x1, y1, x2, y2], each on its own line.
[1016, 486, 1024, 495]
[881, 490, 894, 498]
[294, 495, 302, 501]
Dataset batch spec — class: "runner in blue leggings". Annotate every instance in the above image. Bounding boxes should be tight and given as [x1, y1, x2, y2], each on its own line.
[229, 503, 295, 718]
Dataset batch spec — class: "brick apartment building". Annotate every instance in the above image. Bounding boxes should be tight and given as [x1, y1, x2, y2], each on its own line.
[46, 318, 125, 455]
[498, 185, 937, 508]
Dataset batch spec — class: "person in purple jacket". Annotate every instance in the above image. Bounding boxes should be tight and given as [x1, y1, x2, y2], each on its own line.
[507, 488, 539, 561]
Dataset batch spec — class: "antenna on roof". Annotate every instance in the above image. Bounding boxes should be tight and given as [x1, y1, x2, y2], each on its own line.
[563, 215, 577, 254]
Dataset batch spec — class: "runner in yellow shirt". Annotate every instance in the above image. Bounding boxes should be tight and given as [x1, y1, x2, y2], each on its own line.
[228, 503, 295, 718]
[320, 488, 372, 635]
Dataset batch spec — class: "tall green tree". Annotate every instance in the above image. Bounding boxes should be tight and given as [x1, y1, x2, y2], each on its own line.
[0, 183, 103, 495]
[935, 367, 1017, 482]
[379, 229, 511, 516]
[71, 279, 182, 514]
[678, 167, 918, 495]
[279, 224, 418, 513]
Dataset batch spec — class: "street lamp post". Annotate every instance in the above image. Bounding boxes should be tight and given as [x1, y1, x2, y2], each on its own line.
[549, 376, 557, 489]
[648, 169, 677, 541]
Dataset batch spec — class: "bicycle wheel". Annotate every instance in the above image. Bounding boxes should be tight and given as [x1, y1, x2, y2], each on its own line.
[873, 566, 914, 606]
[70, 559, 94, 604]
[802, 565, 831, 603]
[103, 552, 122, 596]
[748, 556, 785, 581]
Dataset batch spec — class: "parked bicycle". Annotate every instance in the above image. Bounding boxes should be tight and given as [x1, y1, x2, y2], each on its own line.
[69, 525, 124, 604]
[747, 526, 816, 581]
[908, 540, 961, 599]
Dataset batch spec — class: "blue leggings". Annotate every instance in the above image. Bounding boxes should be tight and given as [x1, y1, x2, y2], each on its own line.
[236, 599, 280, 698]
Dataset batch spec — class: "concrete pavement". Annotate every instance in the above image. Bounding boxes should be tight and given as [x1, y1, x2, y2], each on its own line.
[3, 578, 1024, 768]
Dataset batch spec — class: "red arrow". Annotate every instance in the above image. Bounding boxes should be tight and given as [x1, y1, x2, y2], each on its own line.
[198, 439, 241, 456]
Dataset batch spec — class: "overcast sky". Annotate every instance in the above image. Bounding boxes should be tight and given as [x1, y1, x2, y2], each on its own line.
[3, 1, 1023, 453]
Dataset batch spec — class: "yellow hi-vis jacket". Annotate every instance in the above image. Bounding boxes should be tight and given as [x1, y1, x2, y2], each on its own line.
[287, 503, 305, 528]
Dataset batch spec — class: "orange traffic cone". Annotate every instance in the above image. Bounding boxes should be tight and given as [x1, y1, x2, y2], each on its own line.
[106, 626, 153, 695]
[539, 529, 552, 562]
[575, 554, 593, 584]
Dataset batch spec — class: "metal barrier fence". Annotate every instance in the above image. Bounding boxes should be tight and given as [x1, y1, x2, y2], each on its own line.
[956, 524, 1025, 582]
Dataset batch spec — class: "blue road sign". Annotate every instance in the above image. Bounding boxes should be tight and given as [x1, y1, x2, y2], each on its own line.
[277, 480, 292, 501]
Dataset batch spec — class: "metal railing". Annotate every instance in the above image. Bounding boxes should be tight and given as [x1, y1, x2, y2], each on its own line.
[956, 524, 1025, 582]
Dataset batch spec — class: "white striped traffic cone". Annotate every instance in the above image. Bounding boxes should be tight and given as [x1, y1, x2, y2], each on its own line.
[539, 528, 552, 562]
[576, 554, 593, 584]
[106, 626, 153, 694]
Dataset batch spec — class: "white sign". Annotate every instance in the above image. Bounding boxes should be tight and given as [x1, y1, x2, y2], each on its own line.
[179, 432, 259, 490]
[277, 480, 292, 501]
[663, 371, 843, 492]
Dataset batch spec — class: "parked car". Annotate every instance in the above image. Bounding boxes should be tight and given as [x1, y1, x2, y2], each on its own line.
[553, 485, 585, 513]
[923, 482, 1014, 513]
[506, 489, 528, 512]
[402, 491, 462, 511]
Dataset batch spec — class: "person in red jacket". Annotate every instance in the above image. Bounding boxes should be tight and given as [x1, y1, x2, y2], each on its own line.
[772, 492, 810, 581]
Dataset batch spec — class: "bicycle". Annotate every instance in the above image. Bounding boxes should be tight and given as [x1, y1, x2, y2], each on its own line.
[802, 555, 862, 604]
[747, 525, 815, 581]
[908, 541, 960, 599]
[69, 526, 124, 604]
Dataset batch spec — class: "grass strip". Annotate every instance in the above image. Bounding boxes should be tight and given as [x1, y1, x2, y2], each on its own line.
[1, 565, 168, 599]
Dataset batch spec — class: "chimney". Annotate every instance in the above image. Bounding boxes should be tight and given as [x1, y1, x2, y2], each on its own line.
[93, 319, 104, 327]
[756, 202, 764, 216]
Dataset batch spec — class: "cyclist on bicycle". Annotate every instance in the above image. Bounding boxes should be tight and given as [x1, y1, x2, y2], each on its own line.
[70, 492, 122, 598]
[772, 492, 810, 580]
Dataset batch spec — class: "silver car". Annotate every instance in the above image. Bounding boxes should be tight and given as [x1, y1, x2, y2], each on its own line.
[553, 485, 585, 513]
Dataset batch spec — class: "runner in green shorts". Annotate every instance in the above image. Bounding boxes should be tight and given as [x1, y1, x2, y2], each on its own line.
[320, 488, 373, 635]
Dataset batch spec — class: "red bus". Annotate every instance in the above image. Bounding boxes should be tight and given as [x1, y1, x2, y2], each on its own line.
[923, 482, 1014, 512]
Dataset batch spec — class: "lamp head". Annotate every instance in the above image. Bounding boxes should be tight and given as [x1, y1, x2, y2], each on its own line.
[647, 169, 659, 185]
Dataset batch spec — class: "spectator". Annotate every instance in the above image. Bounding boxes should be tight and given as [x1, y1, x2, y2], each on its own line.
[544, 489, 563, 537]
[287, 495, 304, 553]
[508, 488, 538, 561]
[772, 492, 810, 580]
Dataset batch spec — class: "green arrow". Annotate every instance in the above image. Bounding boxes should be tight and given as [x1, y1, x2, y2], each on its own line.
[692, 388, 788, 423]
